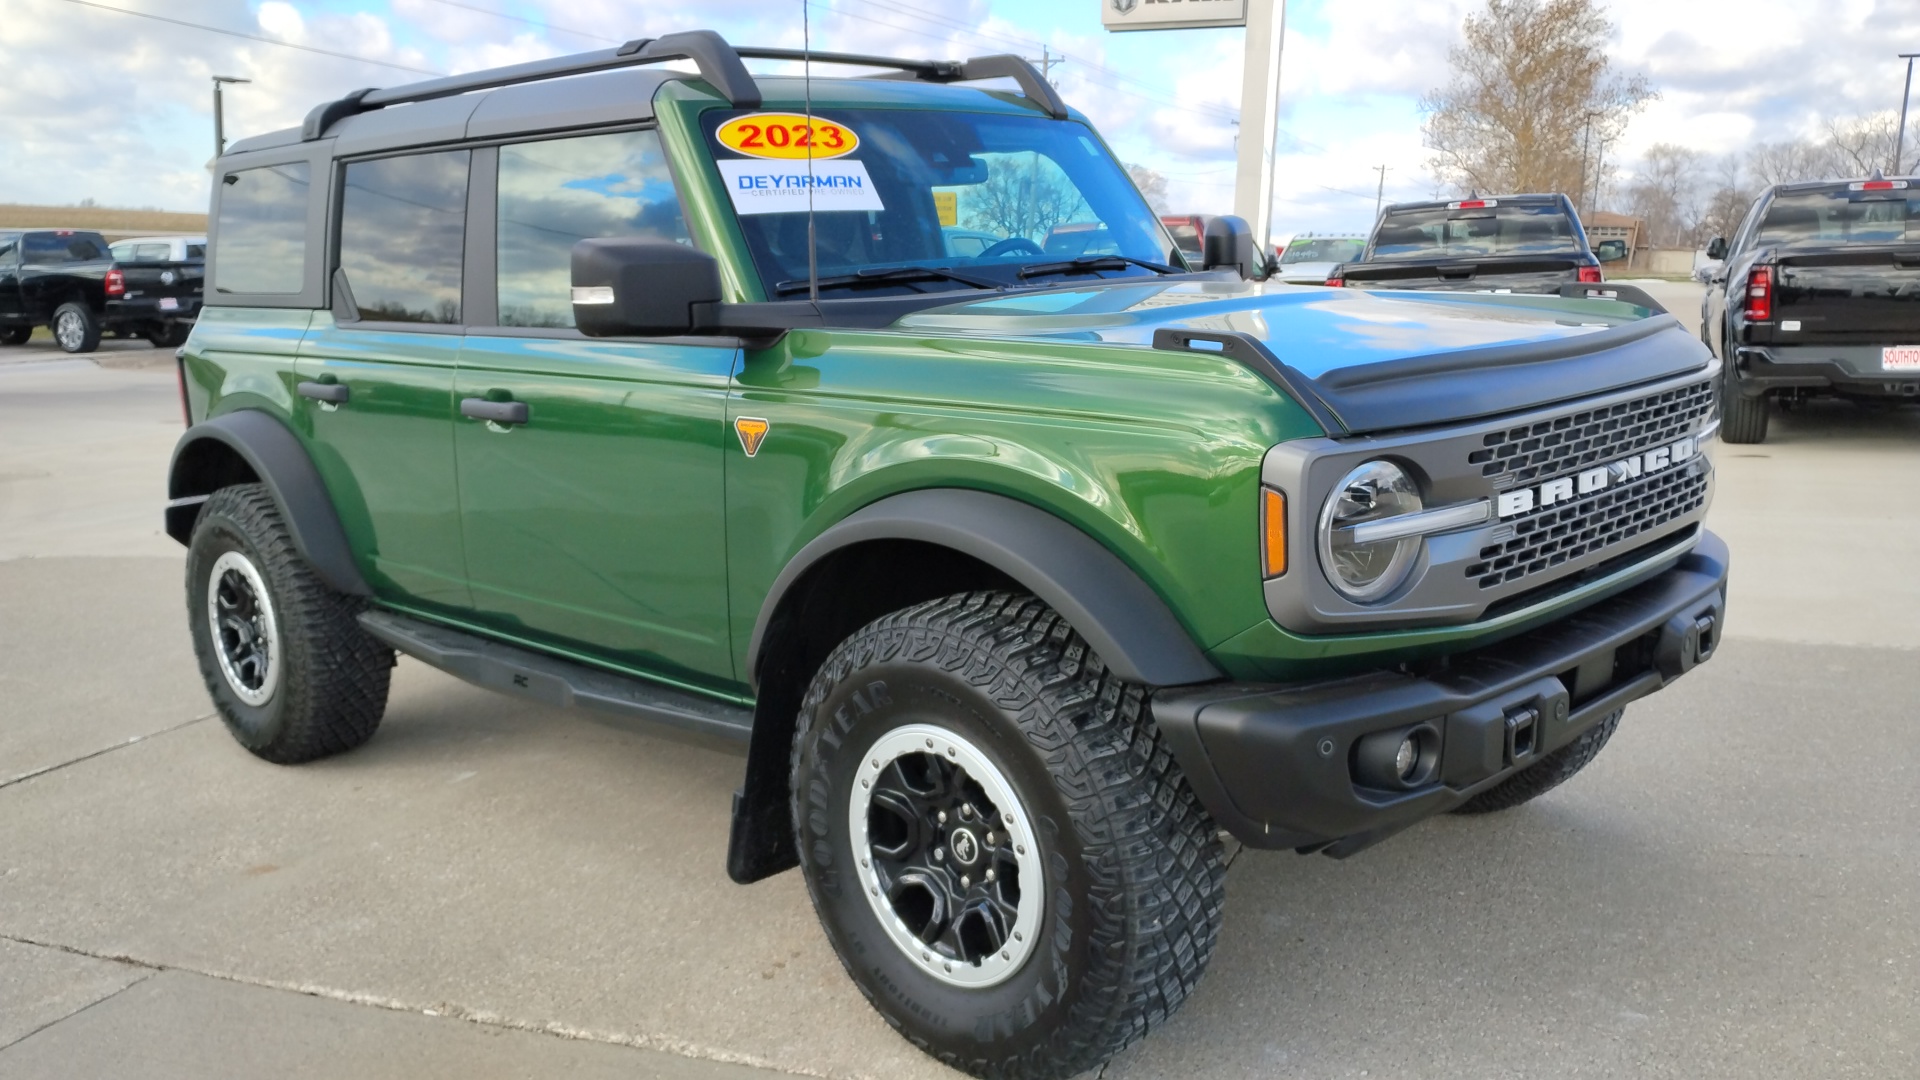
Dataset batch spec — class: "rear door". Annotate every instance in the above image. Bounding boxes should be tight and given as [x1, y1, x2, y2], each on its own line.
[0, 234, 20, 322]
[295, 149, 472, 613]
[452, 130, 737, 688]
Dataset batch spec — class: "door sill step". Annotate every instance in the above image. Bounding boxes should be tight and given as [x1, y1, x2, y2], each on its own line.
[358, 609, 752, 749]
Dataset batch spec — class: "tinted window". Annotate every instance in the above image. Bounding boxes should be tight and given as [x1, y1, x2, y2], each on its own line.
[339, 151, 469, 323]
[0, 234, 17, 262]
[187, 243, 206, 259]
[495, 130, 688, 328]
[1758, 189, 1920, 246]
[1281, 238, 1365, 264]
[215, 163, 310, 293]
[1370, 203, 1579, 259]
[23, 232, 108, 263]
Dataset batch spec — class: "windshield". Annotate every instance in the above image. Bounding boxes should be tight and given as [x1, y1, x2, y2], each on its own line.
[1281, 238, 1365, 265]
[1758, 189, 1920, 246]
[704, 108, 1180, 297]
[1369, 203, 1580, 260]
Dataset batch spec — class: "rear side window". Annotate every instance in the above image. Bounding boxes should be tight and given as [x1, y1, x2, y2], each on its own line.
[216, 163, 311, 294]
[339, 150, 470, 323]
[0, 234, 17, 263]
[495, 130, 688, 328]
[23, 232, 108, 263]
[187, 243, 206, 259]
[1371, 204, 1579, 259]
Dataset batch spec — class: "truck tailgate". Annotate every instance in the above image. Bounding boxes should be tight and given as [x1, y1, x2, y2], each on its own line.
[1343, 257, 1583, 295]
[1769, 245, 1920, 343]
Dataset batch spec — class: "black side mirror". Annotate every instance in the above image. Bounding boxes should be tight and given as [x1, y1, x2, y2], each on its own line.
[1705, 237, 1727, 261]
[1202, 215, 1256, 279]
[571, 238, 723, 337]
[1594, 239, 1627, 263]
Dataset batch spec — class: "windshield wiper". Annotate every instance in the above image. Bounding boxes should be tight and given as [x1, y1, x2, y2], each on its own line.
[1016, 255, 1182, 280]
[773, 265, 1001, 296]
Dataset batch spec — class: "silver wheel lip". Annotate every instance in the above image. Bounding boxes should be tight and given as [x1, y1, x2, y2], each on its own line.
[206, 550, 281, 706]
[54, 310, 85, 350]
[850, 722, 1044, 989]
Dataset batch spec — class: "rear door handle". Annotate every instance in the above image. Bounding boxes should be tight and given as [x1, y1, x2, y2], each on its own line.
[297, 381, 349, 404]
[461, 397, 529, 426]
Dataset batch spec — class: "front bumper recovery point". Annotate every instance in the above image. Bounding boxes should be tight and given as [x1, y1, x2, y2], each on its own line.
[1153, 530, 1729, 857]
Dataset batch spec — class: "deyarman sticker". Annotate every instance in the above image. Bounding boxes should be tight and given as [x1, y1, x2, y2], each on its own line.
[719, 159, 885, 216]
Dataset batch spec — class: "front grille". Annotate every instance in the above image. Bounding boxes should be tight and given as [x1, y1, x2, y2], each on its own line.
[1465, 465, 1708, 589]
[1468, 379, 1714, 485]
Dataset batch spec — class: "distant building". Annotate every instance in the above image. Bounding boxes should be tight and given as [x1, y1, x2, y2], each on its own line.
[1584, 211, 1644, 262]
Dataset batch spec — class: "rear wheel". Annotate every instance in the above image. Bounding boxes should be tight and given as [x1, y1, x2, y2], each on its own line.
[792, 592, 1224, 1080]
[1720, 363, 1769, 444]
[145, 322, 190, 348]
[1452, 709, 1623, 814]
[186, 484, 393, 764]
[51, 302, 100, 354]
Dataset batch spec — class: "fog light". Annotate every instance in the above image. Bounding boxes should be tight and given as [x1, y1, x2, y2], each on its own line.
[1353, 722, 1441, 791]
[1394, 736, 1418, 781]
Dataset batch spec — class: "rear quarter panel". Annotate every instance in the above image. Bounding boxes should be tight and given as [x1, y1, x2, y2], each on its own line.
[723, 328, 1325, 673]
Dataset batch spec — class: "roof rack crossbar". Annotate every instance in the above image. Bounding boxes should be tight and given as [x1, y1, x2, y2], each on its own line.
[295, 31, 1066, 143]
[300, 30, 759, 141]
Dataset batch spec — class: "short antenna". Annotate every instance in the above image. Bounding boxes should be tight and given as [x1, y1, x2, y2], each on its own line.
[803, 0, 819, 307]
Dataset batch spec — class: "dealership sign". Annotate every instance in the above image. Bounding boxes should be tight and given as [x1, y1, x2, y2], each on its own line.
[1101, 0, 1248, 32]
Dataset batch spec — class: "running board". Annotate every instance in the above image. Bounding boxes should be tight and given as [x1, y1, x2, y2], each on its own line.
[358, 610, 753, 747]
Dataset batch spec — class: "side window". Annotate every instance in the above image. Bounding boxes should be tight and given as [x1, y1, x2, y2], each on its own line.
[214, 163, 311, 294]
[24, 233, 107, 263]
[0, 234, 17, 264]
[187, 243, 207, 260]
[496, 130, 688, 328]
[338, 150, 469, 324]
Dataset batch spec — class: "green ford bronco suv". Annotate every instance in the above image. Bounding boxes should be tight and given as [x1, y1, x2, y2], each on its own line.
[165, 31, 1729, 1080]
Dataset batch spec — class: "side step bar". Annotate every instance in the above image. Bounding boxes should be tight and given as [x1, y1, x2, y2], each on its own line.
[358, 610, 753, 747]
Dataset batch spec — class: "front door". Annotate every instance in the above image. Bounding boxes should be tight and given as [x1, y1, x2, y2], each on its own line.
[452, 128, 737, 688]
[0, 234, 21, 323]
[295, 148, 473, 613]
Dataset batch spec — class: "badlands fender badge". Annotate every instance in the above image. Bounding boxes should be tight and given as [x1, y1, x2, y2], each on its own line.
[734, 417, 771, 457]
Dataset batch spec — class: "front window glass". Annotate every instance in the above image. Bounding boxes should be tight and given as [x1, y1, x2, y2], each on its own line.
[1370, 203, 1580, 259]
[214, 163, 309, 294]
[339, 150, 469, 323]
[703, 109, 1178, 297]
[1281, 237, 1365, 264]
[496, 129, 689, 328]
[23, 232, 107, 264]
[1757, 190, 1920, 246]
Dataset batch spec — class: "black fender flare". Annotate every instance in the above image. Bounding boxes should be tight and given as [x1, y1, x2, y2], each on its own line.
[747, 488, 1223, 689]
[165, 410, 370, 597]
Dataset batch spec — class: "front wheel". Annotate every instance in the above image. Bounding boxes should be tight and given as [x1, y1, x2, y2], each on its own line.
[792, 592, 1224, 1080]
[145, 322, 191, 348]
[51, 302, 100, 354]
[0, 325, 31, 346]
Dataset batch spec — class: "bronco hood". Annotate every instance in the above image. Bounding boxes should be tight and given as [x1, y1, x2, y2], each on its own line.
[897, 280, 1710, 434]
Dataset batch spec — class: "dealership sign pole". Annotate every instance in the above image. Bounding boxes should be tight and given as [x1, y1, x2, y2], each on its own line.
[1102, 0, 1281, 250]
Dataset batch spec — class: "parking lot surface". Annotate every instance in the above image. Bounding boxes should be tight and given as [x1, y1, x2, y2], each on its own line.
[2, 289, 1917, 1078]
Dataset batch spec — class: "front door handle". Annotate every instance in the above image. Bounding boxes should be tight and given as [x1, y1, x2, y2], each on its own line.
[461, 397, 529, 426]
[297, 380, 349, 404]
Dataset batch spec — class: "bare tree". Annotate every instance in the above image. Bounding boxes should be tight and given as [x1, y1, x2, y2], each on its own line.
[960, 153, 1089, 240]
[1698, 153, 1753, 242]
[1623, 143, 1705, 246]
[1421, 0, 1655, 202]
[1824, 111, 1902, 176]
[1127, 164, 1171, 214]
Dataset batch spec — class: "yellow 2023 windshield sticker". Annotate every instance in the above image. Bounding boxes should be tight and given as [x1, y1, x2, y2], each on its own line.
[715, 113, 859, 160]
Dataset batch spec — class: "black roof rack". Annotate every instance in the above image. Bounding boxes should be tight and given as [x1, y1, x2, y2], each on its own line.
[299, 29, 1066, 142]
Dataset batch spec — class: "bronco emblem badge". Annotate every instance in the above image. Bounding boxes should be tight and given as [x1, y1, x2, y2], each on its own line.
[734, 417, 771, 457]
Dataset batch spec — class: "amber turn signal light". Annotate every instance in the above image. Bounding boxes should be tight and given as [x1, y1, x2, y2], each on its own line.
[1261, 488, 1287, 578]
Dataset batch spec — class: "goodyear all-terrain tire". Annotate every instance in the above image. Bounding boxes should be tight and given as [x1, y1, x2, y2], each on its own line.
[51, 302, 101, 354]
[1452, 708, 1624, 815]
[792, 592, 1225, 1080]
[186, 484, 392, 764]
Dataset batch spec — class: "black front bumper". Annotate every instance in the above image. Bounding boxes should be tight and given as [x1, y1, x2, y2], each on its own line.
[1154, 530, 1729, 857]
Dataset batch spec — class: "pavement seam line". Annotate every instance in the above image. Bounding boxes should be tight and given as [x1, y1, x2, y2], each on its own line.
[0, 966, 157, 1055]
[0, 933, 825, 1078]
[0, 713, 213, 792]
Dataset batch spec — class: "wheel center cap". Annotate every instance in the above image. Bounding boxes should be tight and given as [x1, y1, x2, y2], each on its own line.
[949, 827, 980, 866]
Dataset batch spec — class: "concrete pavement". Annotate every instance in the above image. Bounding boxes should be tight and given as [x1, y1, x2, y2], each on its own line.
[2, 301, 1917, 1078]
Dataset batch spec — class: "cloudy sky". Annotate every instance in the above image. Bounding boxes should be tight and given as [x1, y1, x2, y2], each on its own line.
[3, 0, 1918, 236]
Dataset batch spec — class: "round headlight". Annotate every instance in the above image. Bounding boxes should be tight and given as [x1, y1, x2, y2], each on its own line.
[1318, 460, 1424, 601]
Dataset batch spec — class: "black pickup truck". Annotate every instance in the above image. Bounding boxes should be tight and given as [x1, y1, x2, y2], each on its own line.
[1704, 176, 1920, 442]
[1330, 193, 1624, 293]
[0, 229, 204, 352]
